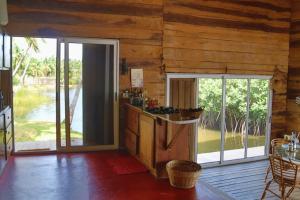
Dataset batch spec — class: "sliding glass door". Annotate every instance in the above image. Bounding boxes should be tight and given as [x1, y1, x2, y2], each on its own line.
[197, 76, 271, 165]
[166, 74, 272, 166]
[198, 78, 222, 163]
[247, 79, 269, 158]
[56, 38, 119, 151]
[223, 79, 248, 161]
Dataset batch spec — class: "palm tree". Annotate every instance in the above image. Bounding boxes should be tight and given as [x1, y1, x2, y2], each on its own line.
[13, 37, 43, 76]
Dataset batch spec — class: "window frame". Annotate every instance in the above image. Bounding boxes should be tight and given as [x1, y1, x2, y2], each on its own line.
[165, 73, 273, 168]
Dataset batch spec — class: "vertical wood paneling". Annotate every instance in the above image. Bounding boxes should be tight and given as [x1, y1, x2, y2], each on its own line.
[287, 0, 300, 133]
[170, 79, 196, 109]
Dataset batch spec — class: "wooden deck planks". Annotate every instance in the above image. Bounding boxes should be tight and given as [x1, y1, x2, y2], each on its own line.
[201, 160, 300, 200]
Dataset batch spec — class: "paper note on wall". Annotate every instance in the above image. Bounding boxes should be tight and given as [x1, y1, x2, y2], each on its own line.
[131, 68, 143, 88]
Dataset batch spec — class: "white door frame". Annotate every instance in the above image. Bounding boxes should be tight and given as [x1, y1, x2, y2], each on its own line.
[56, 37, 119, 152]
[165, 73, 273, 167]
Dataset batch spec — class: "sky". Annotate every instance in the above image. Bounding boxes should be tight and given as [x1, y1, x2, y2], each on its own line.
[13, 37, 82, 60]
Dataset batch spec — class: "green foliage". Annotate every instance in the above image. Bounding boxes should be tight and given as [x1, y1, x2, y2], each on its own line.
[13, 38, 82, 84]
[198, 78, 269, 136]
[199, 79, 222, 113]
[14, 86, 52, 118]
[249, 79, 269, 134]
[69, 59, 82, 85]
[26, 57, 56, 77]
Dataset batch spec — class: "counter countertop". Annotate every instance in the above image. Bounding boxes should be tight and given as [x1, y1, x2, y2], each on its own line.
[126, 104, 201, 125]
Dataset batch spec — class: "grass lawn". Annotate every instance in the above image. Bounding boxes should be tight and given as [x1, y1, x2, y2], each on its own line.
[14, 85, 82, 143]
[198, 128, 266, 154]
[14, 86, 52, 118]
[14, 120, 82, 142]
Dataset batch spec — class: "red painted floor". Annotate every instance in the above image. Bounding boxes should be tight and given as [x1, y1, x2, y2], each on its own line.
[0, 151, 224, 200]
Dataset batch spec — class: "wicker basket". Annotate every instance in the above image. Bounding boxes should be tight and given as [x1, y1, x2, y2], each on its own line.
[166, 160, 202, 189]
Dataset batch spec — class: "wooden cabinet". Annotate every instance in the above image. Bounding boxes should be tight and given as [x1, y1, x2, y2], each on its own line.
[139, 114, 155, 169]
[2, 107, 12, 157]
[124, 128, 138, 155]
[0, 106, 12, 176]
[123, 104, 194, 178]
[0, 115, 5, 175]
[5, 123, 12, 159]
[126, 105, 140, 135]
[124, 104, 140, 155]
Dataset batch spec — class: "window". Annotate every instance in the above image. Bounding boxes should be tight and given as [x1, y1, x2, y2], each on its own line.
[166, 74, 272, 166]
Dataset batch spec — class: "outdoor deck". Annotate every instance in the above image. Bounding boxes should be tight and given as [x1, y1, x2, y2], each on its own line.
[198, 146, 265, 163]
[201, 160, 300, 200]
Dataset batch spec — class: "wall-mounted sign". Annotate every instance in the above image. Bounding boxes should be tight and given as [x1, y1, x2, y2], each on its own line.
[131, 68, 143, 88]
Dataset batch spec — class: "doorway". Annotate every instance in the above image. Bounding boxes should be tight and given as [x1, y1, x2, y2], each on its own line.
[12, 37, 58, 152]
[12, 37, 119, 152]
[166, 74, 272, 166]
[57, 38, 119, 151]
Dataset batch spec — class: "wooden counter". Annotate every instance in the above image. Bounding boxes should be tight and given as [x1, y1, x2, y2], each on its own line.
[123, 103, 198, 178]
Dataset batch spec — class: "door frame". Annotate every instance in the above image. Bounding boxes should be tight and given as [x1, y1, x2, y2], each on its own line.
[56, 37, 120, 152]
[12, 36, 59, 154]
[165, 73, 273, 167]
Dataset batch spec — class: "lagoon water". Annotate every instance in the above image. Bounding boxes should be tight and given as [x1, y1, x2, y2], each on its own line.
[26, 88, 83, 133]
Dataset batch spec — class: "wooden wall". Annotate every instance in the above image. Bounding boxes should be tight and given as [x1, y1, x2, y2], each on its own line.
[170, 79, 196, 109]
[4, 0, 165, 103]
[287, 0, 300, 132]
[3, 0, 291, 139]
[162, 0, 290, 139]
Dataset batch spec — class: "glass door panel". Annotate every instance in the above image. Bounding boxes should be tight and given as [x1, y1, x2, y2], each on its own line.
[224, 79, 248, 161]
[68, 43, 83, 146]
[168, 75, 272, 165]
[66, 42, 115, 147]
[197, 78, 222, 163]
[247, 79, 269, 157]
[56, 38, 118, 151]
[59, 42, 66, 148]
[13, 37, 57, 152]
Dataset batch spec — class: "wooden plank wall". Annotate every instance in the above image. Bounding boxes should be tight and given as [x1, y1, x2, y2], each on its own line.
[3, 0, 291, 139]
[4, 0, 165, 103]
[170, 79, 196, 109]
[163, 0, 291, 139]
[287, 0, 300, 132]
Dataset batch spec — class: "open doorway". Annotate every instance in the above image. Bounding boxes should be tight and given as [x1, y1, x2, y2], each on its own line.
[12, 37, 57, 152]
[57, 38, 119, 151]
[12, 37, 119, 153]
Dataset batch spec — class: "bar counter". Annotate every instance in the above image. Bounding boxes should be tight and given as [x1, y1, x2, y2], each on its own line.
[123, 103, 202, 178]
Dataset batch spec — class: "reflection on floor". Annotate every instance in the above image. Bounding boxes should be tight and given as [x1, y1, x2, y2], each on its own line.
[201, 160, 300, 200]
[0, 151, 225, 200]
[198, 146, 265, 163]
[15, 139, 83, 152]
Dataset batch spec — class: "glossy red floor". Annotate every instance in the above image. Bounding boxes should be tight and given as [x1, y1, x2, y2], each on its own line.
[0, 151, 223, 200]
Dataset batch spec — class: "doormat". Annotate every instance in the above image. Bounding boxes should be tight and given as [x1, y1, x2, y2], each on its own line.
[107, 155, 148, 175]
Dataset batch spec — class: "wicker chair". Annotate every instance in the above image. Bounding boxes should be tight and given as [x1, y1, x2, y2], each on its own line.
[261, 155, 299, 200]
[264, 138, 289, 182]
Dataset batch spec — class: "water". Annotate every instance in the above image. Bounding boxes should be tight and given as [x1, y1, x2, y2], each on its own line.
[26, 88, 83, 133]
